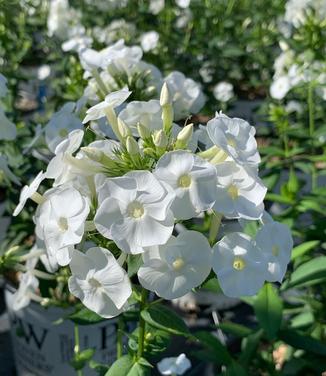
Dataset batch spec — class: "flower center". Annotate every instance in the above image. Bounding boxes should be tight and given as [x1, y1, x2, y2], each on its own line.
[128, 201, 145, 219]
[233, 257, 246, 271]
[227, 137, 236, 148]
[272, 245, 280, 256]
[178, 174, 192, 188]
[58, 217, 68, 232]
[59, 128, 69, 138]
[88, 277, 102, 288]
[227, 184, 239, 200]
[172, 257, 185, 271]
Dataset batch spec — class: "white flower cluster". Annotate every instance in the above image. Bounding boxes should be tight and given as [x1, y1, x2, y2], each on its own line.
[78, 39, 205, 122]
[13, 82, 292, 317]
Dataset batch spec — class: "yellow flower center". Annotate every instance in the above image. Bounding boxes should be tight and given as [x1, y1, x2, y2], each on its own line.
[233, 257, 246, 271]
[172, 258, 185, 271]
[227, 184, 239, 200]
[58, 217, 68, 232]
[88, 277, 102, 288]
[272, 245, 280, 256]
[227, 137, 236, 148]
[128, 201, 145, 219]
[178, 174, 192, 188]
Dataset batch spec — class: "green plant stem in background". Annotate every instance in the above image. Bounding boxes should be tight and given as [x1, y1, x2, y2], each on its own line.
[117, 315, 124, 359]
[209, 212, 223, 246]
[137, 288, 149, 360]
[74, 323, 83, 376]
[308, 81, 317, 191]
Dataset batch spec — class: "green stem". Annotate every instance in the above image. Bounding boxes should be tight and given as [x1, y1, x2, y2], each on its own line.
[117, 315, 124, 359]
[137, 288, 149, 360]
[308, 81, 317, 191]
[74, 323, 83, 376]
[208, 212, 223, 246]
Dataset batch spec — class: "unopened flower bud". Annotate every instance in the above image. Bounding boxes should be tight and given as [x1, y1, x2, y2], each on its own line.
[153, 130, 168, 148]
[137, 122, 151, 139]
[117, 117, 132, 139]
[81, 147, 104, 163]
[160, 82, 171, 107]
[175, 123, 193, 149]
[126, 136, 140, 155]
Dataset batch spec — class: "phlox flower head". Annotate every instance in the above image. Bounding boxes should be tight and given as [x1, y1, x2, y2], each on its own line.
[68, 247, 132, 318]
[138, 230, 212, 299]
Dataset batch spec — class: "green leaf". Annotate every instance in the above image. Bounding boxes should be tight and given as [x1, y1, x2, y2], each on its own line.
[286, 256, 326, 288]
[194, 331, 233, 366]
[291, 240, 320, 261]
[265, 193, 294, 205]
[127, 254, 143, 277]
[239, 330, 263, 366]
[218, 322, 253, 338]
[279, 329, 326, 356]
[253, 283, 283, 339]
[141, 305, 190, 337]
[68, 307, 106, 325]
[89, 360, 109, 376]
[105, 355, 151, 376]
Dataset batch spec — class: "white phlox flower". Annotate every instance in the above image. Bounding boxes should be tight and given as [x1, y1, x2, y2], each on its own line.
[213, 81, 234, 102]
[118, 99, 163, 136]
[68, 247, 132, 318]
[157, 353, 191, 375]
[207, 113, 260, 166]
[83, 88, 131, 124]
[213, 161, 267, 220]
[270, 76, 291, 100]
[154, 150, 217, 220]
[138, 230, 212, 299]
[164, 71, 205, 120]
[140, 31, 159, 52]
[255, 221, 293, 282]
[12, 256, 39, 311]
[45, 102, 83, 153]
[94, 170, 175, 254]
[13, 171, 46, 216]
[212, 232, 268, 297]
[176, 0, 191, 8]
[35, 185, 90, 266]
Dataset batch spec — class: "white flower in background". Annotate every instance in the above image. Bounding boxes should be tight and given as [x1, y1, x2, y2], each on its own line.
[45, 102, 83, 153]
[46, 129, 84, 186]
[285, 100, 303, 114]
[0, 108, 16, 140]
[62, 34, 93, 52]
[270, 76, 291, 100]
[213, 161, 267, 220]
[140, 31, 159, 52]
[149, 0, 165, 14]
[155, 151, 217, 220]
[164, 71, 205, 120]
[256, 222, 293, 282]
[118, 99, 162, 136]
[13, 171, 46, 216]
[68, 247, 132, 318]
[12, 256, 39, 311]
[284, 0, 311, 27]
[0, 73, 8, 97]
[207, 113, 260, 166]
[157, 353, 191, 375]
[37, 65, 51, 81]
[212, 232, 268, 297]
[176, 0, 191, 8]
[35, 185, 90, 265]
[175, 8, 193, 29]
[213, 82, 234, 102]
[94, 171, 175, 254]
[138, 231, 212, 299]
[83, 88, 131, 123]
[47, 0, 83, 40]
[0, 156, 20, 185]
